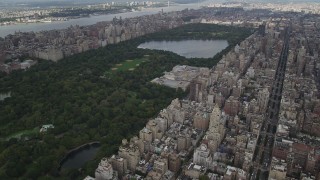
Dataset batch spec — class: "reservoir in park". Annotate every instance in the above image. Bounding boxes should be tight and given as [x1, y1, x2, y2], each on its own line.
[138, 40, 229, 58]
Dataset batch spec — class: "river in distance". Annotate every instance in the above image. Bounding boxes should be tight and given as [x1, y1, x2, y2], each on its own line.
[60, 144, 100, 170]
[138, 40, 229, 58]
[0, 3, 204, 38]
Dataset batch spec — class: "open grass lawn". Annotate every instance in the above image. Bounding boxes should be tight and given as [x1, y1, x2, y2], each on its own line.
[107, 58, 148, 73]
[5, 127, 39, 140]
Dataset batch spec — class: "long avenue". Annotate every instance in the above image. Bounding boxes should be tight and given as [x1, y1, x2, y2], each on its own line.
[251, 25, 291, 180]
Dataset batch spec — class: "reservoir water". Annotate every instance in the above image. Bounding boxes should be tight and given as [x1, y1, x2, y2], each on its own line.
[0, 3, 202, 38]
[138, 40, 229, 58]
[60, 144, 100, 170]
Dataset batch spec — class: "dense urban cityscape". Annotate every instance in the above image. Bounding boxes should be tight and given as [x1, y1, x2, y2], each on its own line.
[0, 0, 320, 180]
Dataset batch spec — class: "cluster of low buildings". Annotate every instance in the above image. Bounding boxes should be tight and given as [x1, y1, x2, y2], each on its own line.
[0, 8, 54, 22]
[86, 8, 320, 180]
[151, 65, 210, 91]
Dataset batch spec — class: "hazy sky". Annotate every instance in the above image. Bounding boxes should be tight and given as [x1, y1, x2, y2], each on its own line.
[2, 0, 319, 2]
[0, 0, 319, 6]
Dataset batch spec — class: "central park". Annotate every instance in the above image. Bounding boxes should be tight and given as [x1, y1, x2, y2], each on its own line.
[0, 23, 252, 179]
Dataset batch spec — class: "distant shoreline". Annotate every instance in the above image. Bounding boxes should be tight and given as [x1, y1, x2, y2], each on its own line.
[0, 3, 202, 38]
